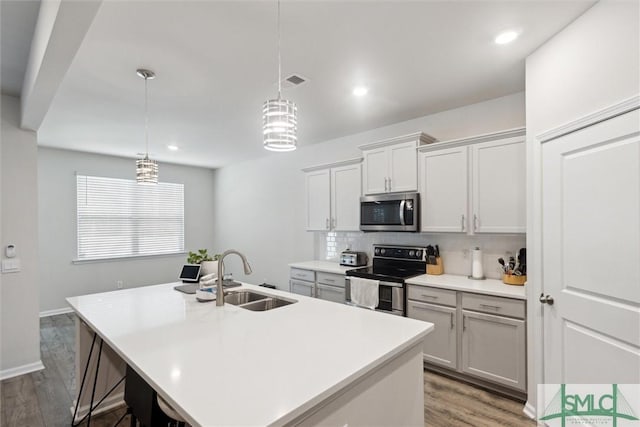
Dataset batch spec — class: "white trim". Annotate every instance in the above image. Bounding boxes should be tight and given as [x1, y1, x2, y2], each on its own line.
[40, 307, 74, 318]
[523, 401, 537, 420]
[71, 393, 125, 422]
[538, 95, 639, 143]
[357, 131, 437, 150]
[418, 127, 525, 152]
[0, 360, 45, 380]
[302, 157, 362, 172]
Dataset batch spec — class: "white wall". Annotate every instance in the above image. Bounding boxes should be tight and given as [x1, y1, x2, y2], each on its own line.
[212, 92, 526, 288]
[38, 147, 216, 312]
[1, 95, 41, 376]
[525, 0, 639, 416]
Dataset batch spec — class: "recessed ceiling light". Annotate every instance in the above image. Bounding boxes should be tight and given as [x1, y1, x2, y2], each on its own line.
[353, 86, 369, 97]
[495, 30, 519, 45]
[167, 144, 179, 151]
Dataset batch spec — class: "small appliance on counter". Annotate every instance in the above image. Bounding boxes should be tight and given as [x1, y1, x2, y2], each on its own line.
[339, 250, 368, 267]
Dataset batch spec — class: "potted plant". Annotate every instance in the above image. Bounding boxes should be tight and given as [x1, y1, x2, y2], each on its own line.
[187, 249, 220, 276]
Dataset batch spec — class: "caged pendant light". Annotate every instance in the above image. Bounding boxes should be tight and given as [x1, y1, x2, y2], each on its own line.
[262, 0, 297, 152]
[136, 68, 158, 184]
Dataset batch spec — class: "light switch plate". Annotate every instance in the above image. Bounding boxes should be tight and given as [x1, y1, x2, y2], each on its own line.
[1, 258, 21, 273]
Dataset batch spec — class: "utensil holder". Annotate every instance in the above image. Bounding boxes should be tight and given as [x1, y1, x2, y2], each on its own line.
[503, 274, 526, 286]
[426, 257, 444, 275]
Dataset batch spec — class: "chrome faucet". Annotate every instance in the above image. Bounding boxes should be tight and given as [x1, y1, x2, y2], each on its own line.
[216, 249, 253, 306]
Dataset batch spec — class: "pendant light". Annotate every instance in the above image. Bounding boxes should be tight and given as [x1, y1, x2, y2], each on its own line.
[262, 0, 297, 152]
[136, 68, 158, 184]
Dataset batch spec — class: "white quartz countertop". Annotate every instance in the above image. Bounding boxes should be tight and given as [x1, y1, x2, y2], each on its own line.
[67, 282, 432, 427]
[288, 260, 359, 275]
[406, 274, 527, 300]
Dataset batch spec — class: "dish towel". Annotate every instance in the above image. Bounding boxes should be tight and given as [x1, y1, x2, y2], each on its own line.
[350, 277, 379, 310]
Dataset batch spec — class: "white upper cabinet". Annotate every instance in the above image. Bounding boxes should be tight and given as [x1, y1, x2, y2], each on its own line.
[331, 163, 362, 231]
[303, 159, 362, 232]
[360, 132, 437, 195]
[305, 169, 331, 231]
[418, 128, 526, 234]
[419, 146, 469, 232]
[362, 147, 388, 194]
[471, 138, 526, 233]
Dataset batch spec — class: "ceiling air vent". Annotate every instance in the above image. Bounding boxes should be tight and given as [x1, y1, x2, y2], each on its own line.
[281, 74, 308, 89]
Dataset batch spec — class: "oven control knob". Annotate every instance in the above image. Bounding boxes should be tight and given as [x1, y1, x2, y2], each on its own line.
[380, 248, 386, 255]
[374, 248, 381, 255]
[415, 250, 422, 259]
[409, 250, 415, 257]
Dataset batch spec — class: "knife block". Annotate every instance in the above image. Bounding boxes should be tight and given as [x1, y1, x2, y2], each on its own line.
[503, 274, 526, 286]
[426, 257, 444, 275]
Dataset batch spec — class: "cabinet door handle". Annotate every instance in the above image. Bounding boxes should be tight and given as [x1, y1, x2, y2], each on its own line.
[463, 315, 467, 331]
[326, 218, 330, 230]
[388, 177, 392, 191]
[461, 214, 466, 232]
[384, 177, 388, 192]
[450, 312, 454, 329]
[473, 214, 479, 231]
[331, 218, 336, 229]
[479, 304, 501, 311]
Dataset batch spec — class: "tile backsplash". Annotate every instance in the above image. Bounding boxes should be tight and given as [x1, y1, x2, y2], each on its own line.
[315, 231, 526, 279]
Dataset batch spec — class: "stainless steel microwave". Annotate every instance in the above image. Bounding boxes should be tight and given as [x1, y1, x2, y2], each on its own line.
[360, 192, 420, 232]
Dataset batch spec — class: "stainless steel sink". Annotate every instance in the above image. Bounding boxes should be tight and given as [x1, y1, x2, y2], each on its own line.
[224, 290, 269, 305]
[224, 290, 296, 311]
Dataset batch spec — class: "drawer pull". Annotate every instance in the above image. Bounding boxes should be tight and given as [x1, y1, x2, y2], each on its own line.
[410, 305, 429, 311]
[479, 304, 501, 310]
[421, 294, 438, 299]
[325, 278, 335, 283]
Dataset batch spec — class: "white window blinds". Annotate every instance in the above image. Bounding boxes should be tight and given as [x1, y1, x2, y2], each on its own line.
[76, 175, 184, 260]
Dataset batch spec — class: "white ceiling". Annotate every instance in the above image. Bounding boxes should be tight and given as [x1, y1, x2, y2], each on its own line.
[34, 1, 594, 169]
[0, 0, 41, 96]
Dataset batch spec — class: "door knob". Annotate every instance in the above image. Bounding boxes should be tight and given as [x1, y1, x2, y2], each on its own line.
[539, 293, 554, 305]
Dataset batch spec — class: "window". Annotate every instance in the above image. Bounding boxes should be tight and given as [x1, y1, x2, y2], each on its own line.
[76, 175, 184, 260]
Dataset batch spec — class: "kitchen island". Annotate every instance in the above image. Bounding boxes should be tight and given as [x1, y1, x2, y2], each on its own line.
[67, 282, 433, 426]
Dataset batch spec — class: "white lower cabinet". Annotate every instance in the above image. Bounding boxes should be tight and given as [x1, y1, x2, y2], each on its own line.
[407, 300, 457, 369]
[290, 279, 314, 297]
[461, 310, 526, 391]
[407, 284, 526, 394]
[316, 284, 345, 303]
[289, 268, 346, 303]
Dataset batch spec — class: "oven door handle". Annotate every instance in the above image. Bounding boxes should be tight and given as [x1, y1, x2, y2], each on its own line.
[345, 277, 404, 288]
[399, 200, 406, 226]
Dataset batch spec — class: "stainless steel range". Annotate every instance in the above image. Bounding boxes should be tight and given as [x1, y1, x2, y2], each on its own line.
[346, 244, 427, 316]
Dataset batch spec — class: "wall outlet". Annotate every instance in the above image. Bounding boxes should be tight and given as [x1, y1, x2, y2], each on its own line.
[116, 280, 124, 289]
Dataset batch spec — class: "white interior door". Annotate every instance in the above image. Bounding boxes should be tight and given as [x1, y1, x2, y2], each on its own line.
[305, 170, 330, 231]
[331, 163, 361, 231]
[419, 147, 468, 232]
[542, 109, 640, 384]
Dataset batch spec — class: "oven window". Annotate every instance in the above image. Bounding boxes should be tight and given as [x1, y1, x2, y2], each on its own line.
[361, 201, 401, 225]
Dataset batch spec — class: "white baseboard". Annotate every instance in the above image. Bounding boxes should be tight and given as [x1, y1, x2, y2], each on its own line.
[70, 392, 125, 422]
[39, 307, 74, 318]
[523, 401, 536, 420]
[0, 360, 45, 381]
